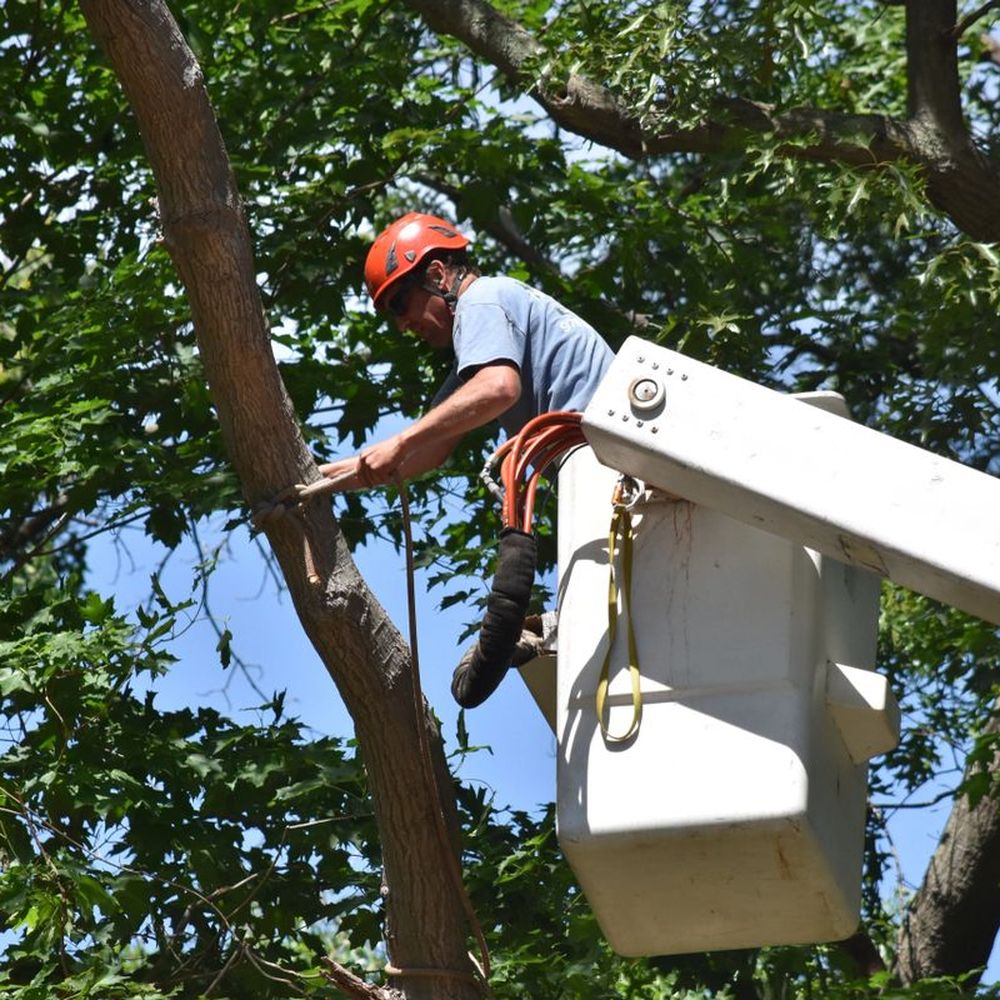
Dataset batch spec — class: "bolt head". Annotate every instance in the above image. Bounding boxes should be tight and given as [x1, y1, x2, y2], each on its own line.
[632, 378, 659, 402]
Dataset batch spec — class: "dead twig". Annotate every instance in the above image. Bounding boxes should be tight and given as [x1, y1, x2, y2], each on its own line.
[320, 957, 396, 1000]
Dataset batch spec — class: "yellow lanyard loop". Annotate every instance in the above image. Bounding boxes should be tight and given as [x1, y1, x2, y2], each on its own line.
[596, 502, 642, 744]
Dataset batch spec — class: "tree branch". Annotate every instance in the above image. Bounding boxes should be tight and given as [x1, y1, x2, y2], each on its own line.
[951, 1, 1000, 40]
[0, 494, 71, 565]
[403, 0, 1000, 240]
[320, 957, 396, 1000]
[905, 1, 965, 138]
[895, 701, 1000, 986]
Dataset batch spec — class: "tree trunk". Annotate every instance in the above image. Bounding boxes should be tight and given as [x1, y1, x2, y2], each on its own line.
[895, 704, 1000, 988]
[79, 3, 481, 997]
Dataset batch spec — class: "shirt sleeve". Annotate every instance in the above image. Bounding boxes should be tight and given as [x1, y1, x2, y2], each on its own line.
[453, 302, 526, 381]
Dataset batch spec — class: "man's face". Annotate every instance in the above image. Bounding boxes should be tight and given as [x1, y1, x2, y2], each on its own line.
[389, 260, 454, 349]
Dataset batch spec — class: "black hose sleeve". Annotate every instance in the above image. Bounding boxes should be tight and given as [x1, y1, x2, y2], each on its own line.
[451, 527, 537, 708]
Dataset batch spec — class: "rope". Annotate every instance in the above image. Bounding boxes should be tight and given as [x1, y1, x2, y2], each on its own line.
[252, 468, 356, 528]
[256, 470, 493, 994]
[396, 481, 495, 996]
[251, 470, 356, 586]
[595, 485, 643, 744]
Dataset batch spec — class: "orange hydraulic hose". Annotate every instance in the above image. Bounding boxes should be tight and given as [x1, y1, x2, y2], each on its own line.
[492, 412, 585, 530]
[521, 431, 586, 529]
[510, 426, 569, 526]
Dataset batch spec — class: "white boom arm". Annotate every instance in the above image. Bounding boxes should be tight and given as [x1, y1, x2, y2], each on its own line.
[582, 336, 1000, 626]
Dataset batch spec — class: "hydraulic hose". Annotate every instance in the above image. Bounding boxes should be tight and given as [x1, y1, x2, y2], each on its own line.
[451, 526, 537, 708]
[453, 411, 583, 709]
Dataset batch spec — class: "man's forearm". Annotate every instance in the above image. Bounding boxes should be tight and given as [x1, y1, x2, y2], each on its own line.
[322, 363, 522, 489]
[318, 434, 456, 492]
[398, 364, 520, 456]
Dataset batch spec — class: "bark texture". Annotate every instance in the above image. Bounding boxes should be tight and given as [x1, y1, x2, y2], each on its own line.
[405, 0, 1000, 242]
[896, 705, 1000, 986]
[79, 3, 480, 998]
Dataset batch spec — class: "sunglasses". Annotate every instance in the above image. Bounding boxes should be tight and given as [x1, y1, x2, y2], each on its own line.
[387, 280, 418, 317]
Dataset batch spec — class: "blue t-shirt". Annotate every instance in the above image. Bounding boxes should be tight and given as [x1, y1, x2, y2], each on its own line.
[436, 276, 614, 437]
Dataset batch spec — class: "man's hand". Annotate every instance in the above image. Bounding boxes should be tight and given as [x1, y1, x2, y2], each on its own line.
[315, 362, 518, 492]
[356, 433, 406, 487]
[318, 456, 355, 480]
[318, 455, 361, 493]
[316, 432, 415, 493]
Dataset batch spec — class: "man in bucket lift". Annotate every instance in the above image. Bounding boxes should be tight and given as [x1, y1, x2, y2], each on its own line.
[321, 212, 614, 706]
[321, 213, 612, 489]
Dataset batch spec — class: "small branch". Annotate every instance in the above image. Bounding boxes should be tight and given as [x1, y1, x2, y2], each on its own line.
[11, 509, 149, 571]
[951, 0, 1000, 39]
[189, 521, 269, 703]
[203, 942, 244, 998]
[320, 957, 395, 1000]
[871, 785, 958, 810]
[243, 947, 312, 991]
[276, 0, 341, 24]
[873, 803, 911, 925]
[0, 493, 71, 564]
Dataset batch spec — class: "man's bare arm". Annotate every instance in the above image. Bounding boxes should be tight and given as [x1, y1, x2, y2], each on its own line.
[319, 363, 521, 490]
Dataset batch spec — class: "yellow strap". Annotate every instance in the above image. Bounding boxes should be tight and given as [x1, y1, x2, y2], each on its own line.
[596, 504, 642, 743]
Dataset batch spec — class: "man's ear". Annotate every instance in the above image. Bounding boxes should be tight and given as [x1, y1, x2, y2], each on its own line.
[424, 258, 447, 289]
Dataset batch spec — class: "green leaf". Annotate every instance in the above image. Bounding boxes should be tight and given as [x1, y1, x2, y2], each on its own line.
[216, 627, 233, 668]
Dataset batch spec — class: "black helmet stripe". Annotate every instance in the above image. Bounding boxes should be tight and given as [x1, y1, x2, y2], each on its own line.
[385, 240, 399, 276]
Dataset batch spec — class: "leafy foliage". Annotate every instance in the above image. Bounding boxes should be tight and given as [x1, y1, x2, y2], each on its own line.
[0, 571, 379, 998]
[2, 0, 1000, 996]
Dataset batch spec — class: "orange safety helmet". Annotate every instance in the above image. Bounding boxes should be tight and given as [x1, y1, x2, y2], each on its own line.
[364, 212, 469, 311]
